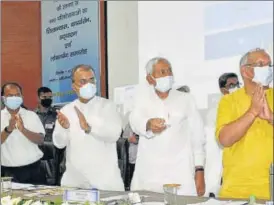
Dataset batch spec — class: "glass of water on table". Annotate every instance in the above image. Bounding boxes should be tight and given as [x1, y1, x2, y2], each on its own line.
[1, 177, 12, 196]
[163, 184, 180, 205]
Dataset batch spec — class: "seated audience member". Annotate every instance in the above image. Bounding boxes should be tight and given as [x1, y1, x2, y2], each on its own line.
[35, 87, 65, 185]
[129, 57, 206, 196]
[53, 64, 124, 190]
[1, 82, 46, 184]
[216, 48, 273, 199]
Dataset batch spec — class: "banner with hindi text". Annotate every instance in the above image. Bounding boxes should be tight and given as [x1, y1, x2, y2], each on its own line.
[41, 0, 101, 104]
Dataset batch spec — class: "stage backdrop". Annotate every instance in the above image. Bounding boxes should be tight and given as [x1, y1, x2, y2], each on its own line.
[41, 0, 102, 104]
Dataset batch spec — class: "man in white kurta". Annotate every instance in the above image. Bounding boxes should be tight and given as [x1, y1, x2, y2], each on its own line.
[130, 57, 206, 196]
[53, 65, 124, 191]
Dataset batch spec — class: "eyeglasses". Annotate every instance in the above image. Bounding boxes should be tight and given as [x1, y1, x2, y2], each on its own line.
[244, 62, 273, 68]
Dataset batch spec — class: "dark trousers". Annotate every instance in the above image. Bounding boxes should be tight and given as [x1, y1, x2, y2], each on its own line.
[1, 160, 46, 185]
[127, 163, 135, 190]
[129, 163, 135, 183]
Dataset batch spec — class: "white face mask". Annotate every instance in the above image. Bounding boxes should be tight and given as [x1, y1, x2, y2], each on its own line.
[252, 66, 273, 86]
[79, 83, 97, 99]
[153, 76, 174, 92]
[228, 87, 238, 94]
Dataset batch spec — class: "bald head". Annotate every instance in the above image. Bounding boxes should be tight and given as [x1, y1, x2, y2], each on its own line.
[71, 64, 97, 99]
[1, 82, 22, 97]
[71, 64, 95, 83]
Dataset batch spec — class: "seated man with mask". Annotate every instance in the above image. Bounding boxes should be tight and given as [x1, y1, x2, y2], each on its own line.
[53, 64, 124, 190]
[129, 57, 206, 196]
[216, 48, 273, 199]
[1, 82, 45, 184]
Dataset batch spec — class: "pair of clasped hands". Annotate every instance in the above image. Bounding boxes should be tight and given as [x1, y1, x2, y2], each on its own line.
[249, 84, 273, 122]
[57, 106, 89, 131]
[7, 114, 25, 133]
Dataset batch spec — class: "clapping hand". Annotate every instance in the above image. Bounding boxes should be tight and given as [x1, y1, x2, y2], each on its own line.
[249, 85, 265, 117]
[7, 114, 17, 132]
[15, 114, 24, 132]
[258, 96, 273, 122]
[57, 110, 70, 129]
[74, 106, 89, 131]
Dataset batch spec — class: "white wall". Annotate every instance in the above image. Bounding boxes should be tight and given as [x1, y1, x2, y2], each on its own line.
[107, 1, 139, 100]
[107, 1, 273, 106]
[138, 1, 273, 109]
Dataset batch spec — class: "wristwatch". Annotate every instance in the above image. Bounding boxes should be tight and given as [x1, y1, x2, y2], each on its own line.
[195, 167, 204, 172]
[84, 123, 91, 134]
[4, 126, 12, 134]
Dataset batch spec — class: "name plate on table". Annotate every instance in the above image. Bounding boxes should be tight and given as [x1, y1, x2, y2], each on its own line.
[63, 189, 100, 203]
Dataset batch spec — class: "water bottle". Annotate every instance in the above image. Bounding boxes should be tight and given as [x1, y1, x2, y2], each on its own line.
[270, 163, 274, 201]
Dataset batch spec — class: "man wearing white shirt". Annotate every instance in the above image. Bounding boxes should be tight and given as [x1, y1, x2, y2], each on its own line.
[129, 57, 206, 196]
[53, 64, 124, 191]
[1, 82, 45, 184]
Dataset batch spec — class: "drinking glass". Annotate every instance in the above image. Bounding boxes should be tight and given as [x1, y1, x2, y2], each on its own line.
[1, 177, 12, 196]
[163, 184, 180, 205]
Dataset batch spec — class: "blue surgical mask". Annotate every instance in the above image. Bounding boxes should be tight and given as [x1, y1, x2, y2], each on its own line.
[4, 96, 23, 110]
[253, 66, 273, 86]
[154, 76, 174, 92]
[79, 83, 97, 99]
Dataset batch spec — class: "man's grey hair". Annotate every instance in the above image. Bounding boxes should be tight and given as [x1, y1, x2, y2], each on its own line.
[71, 64, 95, 82]
[239, 48, 266, 67]
[145, 57, 172, 75]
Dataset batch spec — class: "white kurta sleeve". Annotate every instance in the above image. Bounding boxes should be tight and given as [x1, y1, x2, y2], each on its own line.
[129, 104, 153, 139]
[187, 95, 206, 167]
[28, 112, 46, 136]
[89, 102, 122, 143]
[52, 118, 70, 149]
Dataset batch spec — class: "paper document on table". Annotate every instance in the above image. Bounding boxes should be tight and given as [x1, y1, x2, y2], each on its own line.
[187, 199, 248, 205]
[101, 195, 148, 202]
[11, 182, 34, 190]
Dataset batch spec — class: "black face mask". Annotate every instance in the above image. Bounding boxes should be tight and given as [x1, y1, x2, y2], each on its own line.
[41, 98, 52, 108]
